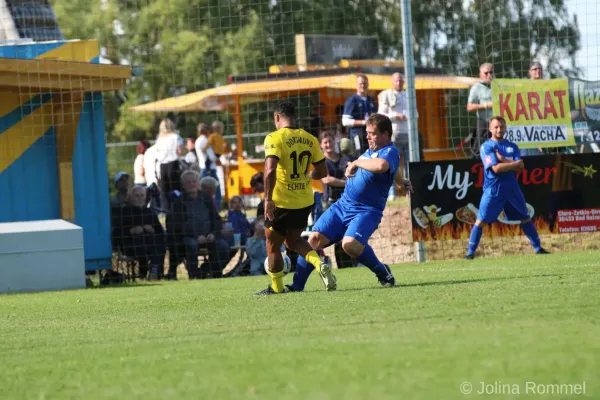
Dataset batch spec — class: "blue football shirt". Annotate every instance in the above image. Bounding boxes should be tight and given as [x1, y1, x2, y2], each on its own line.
[480, 139, 521, 191]
[341, 143, 400, 212]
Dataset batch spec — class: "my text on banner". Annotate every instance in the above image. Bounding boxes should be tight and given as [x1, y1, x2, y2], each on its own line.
[492, 78, 575, 149]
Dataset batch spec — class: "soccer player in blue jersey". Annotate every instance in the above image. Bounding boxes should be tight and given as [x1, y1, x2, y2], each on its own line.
[289, 114, 413, 289]
[464, 115, 550, 259]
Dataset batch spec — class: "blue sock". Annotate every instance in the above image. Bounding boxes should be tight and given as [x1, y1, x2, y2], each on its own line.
[356, 244, 387, 278]
[521, 221, 541, 252]
[290, 255, 315, 291]
[467, 225, 483, 255]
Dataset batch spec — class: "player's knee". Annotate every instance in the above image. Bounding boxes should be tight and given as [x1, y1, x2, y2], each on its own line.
[341, 237, 363, 258]
[308, 232, 327, 249]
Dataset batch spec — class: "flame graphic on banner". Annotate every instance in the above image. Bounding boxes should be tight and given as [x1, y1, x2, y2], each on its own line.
[412, 217, 551, 241]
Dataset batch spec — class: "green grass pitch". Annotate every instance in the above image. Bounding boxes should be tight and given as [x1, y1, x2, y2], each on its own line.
[1, 251, 598, 399]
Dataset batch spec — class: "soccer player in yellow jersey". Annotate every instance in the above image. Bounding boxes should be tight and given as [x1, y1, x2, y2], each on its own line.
[254, 100, 336, 296]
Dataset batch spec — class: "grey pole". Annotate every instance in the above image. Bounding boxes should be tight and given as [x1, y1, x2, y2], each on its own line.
[400, 0, 426, 263]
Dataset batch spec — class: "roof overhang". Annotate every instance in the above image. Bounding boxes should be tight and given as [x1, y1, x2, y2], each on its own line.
[130, 73, 478, 113]
[0, 57, 131, 92]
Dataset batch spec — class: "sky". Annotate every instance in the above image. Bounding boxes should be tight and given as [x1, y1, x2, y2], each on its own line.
[566, 0, 600, 80]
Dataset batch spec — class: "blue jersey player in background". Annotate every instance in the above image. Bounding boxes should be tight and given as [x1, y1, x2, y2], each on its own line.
[465, 115, 550, 259]
[288, 114, 413, 291]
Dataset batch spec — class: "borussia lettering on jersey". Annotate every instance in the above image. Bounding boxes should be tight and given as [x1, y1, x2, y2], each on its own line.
[286, 136, 313, 148]
[287, 182, 307, 191]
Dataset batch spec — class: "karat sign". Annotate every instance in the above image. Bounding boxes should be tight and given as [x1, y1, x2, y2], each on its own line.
[492, 78, 575, 149]
[410, 153, 600, 241]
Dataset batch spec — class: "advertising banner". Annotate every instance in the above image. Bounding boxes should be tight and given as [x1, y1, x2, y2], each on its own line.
[295, 34, 379, 65]
[491, 78, 576, 149]
[570, 79, 600, 147]
[410, 153, 600, 241]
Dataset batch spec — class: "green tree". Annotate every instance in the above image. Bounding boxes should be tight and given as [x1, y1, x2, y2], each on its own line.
[51, 0, 272, 141]
[411, 0, 580, 78]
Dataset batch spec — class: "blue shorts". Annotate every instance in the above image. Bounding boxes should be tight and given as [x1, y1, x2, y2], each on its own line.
[478, 185, 529, 223]
[312, 200, 382, 245]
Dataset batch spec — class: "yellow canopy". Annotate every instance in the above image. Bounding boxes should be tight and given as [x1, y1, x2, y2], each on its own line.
[129, 73, 478, 113]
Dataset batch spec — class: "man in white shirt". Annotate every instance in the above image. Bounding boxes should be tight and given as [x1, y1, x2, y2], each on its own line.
[194, 122, 217, 176]
[378, 72, 419, 199]
[143, 144, 159, 187]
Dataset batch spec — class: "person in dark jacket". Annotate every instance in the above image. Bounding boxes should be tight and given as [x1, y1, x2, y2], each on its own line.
[166, 170, 230, 279]
[111, 185, 166, 279]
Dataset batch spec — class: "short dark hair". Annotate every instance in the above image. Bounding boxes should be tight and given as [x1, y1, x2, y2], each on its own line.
[489, 115, 507, 125]
[136, 140, 149, 155]
[366, 114, 393, 138]
[318, 129, 335, 143]
[250, 172, 264, 189]
[274, 100, 296, 119]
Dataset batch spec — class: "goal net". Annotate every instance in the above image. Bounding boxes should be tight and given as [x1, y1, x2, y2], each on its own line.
[0, 0, 596, 277]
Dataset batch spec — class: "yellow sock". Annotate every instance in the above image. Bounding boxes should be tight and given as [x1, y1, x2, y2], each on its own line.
[268, 270, 285, 293]
[305, 250, 322, 273]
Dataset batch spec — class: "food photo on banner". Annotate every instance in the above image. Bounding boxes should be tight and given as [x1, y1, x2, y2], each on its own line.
[491, 78, 576, 150]
[409, 153, 600, 242]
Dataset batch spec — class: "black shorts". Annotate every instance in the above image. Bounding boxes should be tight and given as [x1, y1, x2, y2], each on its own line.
[264, 204, 313, 235]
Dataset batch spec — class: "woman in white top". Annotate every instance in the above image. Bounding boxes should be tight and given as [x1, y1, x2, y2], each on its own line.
[133, 140, 150, 185]
[154, 119, 184, 202]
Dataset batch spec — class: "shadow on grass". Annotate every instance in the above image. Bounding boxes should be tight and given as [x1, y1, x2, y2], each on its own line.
[87, 281, 163, 290]
[332, 273, 567, 293]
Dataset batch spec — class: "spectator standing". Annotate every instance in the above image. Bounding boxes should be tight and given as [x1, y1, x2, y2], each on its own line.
[522, 61, 545, 156]
[319, 131, 347, 206]
[378, 72, 420, 175]
[208, 120, 227, 210]
[342, 74, 377, 153]
[250, 172, 265, 219]
[184, 137, 199, 168]
[528, 61, 544, 80]
[143, 143, 159, 188]
[154, 118, 184, 206]
[195, 123, 214, 172]
[467, 63, 494, 156]
[133, 140, 149, 185]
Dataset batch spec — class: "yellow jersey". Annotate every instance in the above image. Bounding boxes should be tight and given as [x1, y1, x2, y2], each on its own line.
[208, 133, 227, 155]
[264, 127, 325, 209]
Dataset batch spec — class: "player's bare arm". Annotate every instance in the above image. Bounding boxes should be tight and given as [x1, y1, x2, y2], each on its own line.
[491, 159, 524, 174]
[345, 158, 390, 178]
[321, 175, 346, 187]
[310, 160, 328, 180]
[263, 156, 278, 221]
